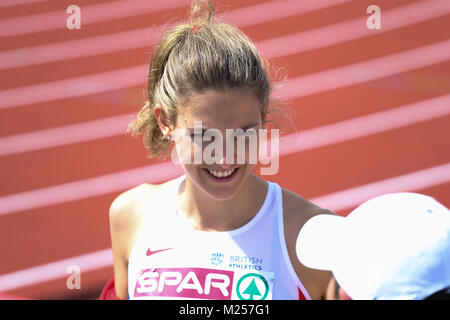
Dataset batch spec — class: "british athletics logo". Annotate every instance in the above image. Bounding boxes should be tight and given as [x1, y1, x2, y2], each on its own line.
[133, 267, 274, 300]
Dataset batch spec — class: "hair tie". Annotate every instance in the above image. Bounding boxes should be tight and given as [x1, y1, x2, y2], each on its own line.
[191, 24, 201, 34]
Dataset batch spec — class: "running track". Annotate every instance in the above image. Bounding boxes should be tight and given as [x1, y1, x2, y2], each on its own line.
[0, 0, 449, 299]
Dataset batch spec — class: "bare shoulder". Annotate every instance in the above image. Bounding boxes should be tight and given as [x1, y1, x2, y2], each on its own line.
[109, 184, 154, 231]
[108, 179, 178, 299]
[109, 181, 173, 257]
[281, 188, 335, 227]
[110, 184, 152, 215]
[110, 177, 177, 232]
[281, 187, 334, 300]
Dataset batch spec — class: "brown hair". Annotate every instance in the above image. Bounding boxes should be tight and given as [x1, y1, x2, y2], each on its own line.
[128, 0, 291, 159]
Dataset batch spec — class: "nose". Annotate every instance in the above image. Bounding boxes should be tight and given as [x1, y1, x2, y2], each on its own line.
[219, 163, 232, 169]
[213, 131, 232, 169]
[218, 156, 232, 169]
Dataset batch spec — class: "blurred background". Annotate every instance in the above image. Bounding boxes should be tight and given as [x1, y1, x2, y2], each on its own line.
[0, 0, 449, 299]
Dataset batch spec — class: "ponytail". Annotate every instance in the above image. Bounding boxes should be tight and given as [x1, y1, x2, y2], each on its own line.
[128, 0, 289, 159]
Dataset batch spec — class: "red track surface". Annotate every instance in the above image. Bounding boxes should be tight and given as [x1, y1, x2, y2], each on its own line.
[0, 0, 449, 299]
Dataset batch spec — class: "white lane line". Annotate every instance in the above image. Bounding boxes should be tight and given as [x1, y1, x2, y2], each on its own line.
[0, 0, 350, 37]
[311, 163, 450, 214]
[0, 248, 113, 292]
[280, 39, 450, 100]
[1, 0, 446, 70]
[1, 38, 449, 109]
[1, 163, 449, 292]
[1, 94, 449, 215]
[0, 0, 49, 8]
[257, 0, 450, 58]
[0, 113, 134, 156]
[0, 0, 192, 37]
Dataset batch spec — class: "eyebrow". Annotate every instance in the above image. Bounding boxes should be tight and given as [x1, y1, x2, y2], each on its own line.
[187, 122, 260, 132]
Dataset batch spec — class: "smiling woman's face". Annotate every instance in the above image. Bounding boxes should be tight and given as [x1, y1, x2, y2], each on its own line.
[170, 88, 264, 200]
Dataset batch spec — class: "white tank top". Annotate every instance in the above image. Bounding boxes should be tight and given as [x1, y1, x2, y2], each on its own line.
[128, 174, 311, 300]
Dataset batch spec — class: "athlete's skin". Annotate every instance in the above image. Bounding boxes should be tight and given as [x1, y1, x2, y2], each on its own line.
[325, 275, 352, 300]
[110, 89, 333, 299]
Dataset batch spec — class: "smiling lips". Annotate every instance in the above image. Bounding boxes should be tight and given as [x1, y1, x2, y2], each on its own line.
[206, 168, 236, 178]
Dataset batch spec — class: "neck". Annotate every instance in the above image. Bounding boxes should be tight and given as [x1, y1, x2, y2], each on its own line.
[177, 173, 268, 232]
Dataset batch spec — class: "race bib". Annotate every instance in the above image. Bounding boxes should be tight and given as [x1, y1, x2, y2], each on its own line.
[133, 267, 274, 300]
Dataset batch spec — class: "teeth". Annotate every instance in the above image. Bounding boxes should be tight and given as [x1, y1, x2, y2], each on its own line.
[207, 168, 235, 178]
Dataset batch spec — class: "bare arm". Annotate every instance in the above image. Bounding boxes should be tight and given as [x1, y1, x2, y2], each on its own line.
[282, 188, 334, 300]
[109, 196, 131, 300]
[109, 185, 151, 299]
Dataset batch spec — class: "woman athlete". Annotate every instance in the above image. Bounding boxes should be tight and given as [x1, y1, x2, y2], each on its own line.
[109, 0, 332, 300]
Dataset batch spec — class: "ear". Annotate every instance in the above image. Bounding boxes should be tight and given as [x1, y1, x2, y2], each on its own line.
[153, 104, 172, 138]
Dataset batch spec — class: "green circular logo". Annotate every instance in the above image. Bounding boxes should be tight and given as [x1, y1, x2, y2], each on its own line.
[236, 273, 269, 300]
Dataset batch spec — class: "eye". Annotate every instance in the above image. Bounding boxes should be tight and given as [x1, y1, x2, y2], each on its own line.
[190, 131, 214, 140]
[232, 129, 246, 137]
[233, 128, 257, 137]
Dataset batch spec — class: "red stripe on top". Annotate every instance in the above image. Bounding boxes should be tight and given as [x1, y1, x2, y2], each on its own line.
[298, 287, 307, 300]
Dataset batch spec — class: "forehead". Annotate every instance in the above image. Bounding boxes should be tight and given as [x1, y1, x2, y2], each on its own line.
[176, 89, 262, 128]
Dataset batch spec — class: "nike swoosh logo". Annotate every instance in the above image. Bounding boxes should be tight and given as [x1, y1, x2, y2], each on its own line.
[146, 247, 173, 256]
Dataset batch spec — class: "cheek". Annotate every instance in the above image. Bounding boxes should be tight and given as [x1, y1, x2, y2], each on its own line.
[233, 134, 260, 165]
[182, 164, 198, 178]
[173, 136, 204, 165]
[181, 164, 206, 192]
